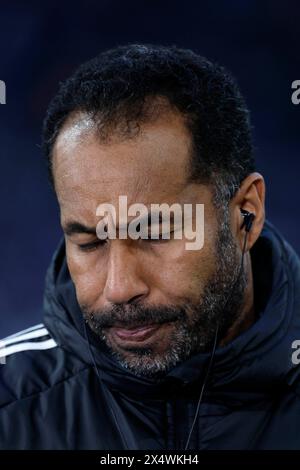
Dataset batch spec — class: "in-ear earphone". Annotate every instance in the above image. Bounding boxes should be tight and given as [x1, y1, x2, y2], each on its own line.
[240, 208, 255, 233]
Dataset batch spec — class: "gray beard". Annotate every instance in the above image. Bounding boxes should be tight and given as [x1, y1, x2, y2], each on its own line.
[81, 214, 247, 379]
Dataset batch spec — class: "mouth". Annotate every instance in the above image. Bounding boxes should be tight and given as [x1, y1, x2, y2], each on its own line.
[106, 322, 171, 346]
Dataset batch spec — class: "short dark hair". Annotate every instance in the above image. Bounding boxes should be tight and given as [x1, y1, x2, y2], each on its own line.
[42, 43, 255, 205]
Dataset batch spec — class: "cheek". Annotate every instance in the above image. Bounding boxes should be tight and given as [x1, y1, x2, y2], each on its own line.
[65, 243, 106, 306]
[152, 237, 216, 302]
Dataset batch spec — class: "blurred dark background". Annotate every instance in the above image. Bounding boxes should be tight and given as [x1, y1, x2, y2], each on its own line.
[0, 0, 299, 336]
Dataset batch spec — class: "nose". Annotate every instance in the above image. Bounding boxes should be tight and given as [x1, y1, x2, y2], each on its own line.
[102, 241, 149, 305]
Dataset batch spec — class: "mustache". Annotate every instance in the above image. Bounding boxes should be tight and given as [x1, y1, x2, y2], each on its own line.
[81, 303, 187, 330]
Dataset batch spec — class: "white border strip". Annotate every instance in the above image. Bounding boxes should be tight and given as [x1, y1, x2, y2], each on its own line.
[0, 328, 49, 347]
[0, 339, 57, 359]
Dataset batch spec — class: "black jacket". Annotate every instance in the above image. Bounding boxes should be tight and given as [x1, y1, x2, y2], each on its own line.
[1, 219, 300, 450]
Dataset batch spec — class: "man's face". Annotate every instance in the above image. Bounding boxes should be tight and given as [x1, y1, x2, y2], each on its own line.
[52, 109, 246, 378]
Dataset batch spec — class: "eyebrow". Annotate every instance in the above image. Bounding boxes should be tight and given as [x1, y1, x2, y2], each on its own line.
[63, 221, 96, 236]
[63, 212, 177, 236]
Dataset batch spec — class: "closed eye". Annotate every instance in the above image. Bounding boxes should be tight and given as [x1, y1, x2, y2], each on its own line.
[78, 240, 106, 252]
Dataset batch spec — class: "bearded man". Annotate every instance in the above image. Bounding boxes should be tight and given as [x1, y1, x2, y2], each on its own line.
[1, 44, 299, 450]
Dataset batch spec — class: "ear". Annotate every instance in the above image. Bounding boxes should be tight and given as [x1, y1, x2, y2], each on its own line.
[230, 172, 266, 251]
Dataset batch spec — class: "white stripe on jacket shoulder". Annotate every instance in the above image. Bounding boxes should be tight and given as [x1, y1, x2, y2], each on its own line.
[0, 323, 57, 361]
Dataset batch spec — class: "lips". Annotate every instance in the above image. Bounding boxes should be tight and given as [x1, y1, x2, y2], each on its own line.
[110, 323, 161, 342]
